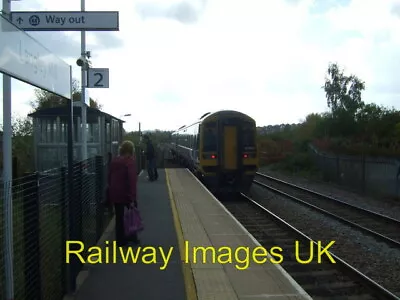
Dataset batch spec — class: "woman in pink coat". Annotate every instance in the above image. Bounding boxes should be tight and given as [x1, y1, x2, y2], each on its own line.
[106, 141, 140, 247]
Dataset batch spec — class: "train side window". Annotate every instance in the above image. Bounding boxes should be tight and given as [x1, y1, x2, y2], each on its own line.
[190, 125, 194, 148]
[191, 124, 196, 149]
[195, 125, 201, 149]
[195, 133, 200, 149]
[197, 125, 200, 149]
[193, 124, 197, 149]
[190, 126, 194, 149]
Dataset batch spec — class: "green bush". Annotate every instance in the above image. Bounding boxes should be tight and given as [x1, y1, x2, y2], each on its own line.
[276, 152, 316, 172]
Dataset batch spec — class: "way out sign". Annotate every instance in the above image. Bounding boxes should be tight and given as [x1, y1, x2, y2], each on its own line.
[87, 68, 109, 88]
[10, 11, 119, 31]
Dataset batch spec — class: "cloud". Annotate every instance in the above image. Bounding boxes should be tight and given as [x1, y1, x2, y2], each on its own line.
[9, 0, 124, 61]
[135, 0, 207, 24]
[4, 0, 400, 132]
[20, 31, 123, 62]
[95, 32, 124, 49]
[27, 31, 81, 59]
[391, 2, 400, 17]
[124, 0, 400, 130]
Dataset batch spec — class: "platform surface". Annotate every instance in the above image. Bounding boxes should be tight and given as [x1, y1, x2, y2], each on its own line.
[166, 168, 313, 300]
[73, 169, 186, 300]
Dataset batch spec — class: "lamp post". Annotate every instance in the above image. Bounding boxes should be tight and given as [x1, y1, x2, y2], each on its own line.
[119, 114, 131, 143]
[119, 114, 140, 141]
[120, 114, 131, 136]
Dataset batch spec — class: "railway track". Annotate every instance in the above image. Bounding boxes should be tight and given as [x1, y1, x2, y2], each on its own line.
[222, 194, 400, 300]
[254, 172, 400, 248]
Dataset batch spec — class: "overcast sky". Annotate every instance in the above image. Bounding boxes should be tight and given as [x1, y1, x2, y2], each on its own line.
[1, 0, 400, 132]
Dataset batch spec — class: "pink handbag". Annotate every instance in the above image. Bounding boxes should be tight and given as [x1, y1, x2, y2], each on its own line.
[124, 205, 144, 236]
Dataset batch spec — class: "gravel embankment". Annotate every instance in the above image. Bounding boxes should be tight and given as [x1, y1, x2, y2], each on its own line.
[249, 183, 400, 296]
[258, 167, 400, 221]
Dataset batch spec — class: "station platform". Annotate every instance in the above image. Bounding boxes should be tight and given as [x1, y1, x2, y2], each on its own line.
[71, 168, 312, 300]
[72, 169, 186, 300]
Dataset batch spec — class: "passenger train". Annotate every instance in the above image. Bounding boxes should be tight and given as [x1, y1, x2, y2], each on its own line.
[169, 110, 259, 194]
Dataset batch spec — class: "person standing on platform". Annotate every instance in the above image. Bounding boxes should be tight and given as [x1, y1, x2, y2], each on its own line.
[143, 134, 158, 181]
[106, 140, 140, 247]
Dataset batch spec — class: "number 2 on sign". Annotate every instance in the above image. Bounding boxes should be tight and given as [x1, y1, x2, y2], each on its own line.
[94, 72, 103, 87]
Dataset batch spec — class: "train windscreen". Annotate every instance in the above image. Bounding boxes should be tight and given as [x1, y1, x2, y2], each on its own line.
[203, 122, 217, 152]
[242, 123, 256, 151]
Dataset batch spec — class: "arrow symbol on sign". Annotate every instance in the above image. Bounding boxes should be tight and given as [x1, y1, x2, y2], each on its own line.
[16, 17, 23, 24]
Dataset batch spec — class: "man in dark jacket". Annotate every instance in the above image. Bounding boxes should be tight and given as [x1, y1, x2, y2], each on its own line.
[143, 134, 158, 181]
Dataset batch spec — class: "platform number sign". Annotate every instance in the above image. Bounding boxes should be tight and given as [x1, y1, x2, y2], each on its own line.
[87, 68, 109, 88]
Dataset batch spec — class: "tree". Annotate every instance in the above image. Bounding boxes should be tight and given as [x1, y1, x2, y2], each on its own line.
[0, 116, 34, 176]
[297, 113, 324, 140]
[323, 63, 365, 120]
[124, 130, 173, 147]
[12, 117, 34, 175]
[30, 78, 102, 112]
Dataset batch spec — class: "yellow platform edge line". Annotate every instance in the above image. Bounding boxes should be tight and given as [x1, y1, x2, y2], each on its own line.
[165, 169, 198, 300]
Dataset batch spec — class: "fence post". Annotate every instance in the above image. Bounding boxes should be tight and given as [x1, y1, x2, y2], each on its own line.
[60, 167, 67, 294]
[336, 156, 340, 183]
[95, 156, 104, 242]
[22, 172, 41, 300]
[322, 156, 328, 181]
[361, 154, 366, 193]
[12, 156, 18, 179]
[80, 161, 84, 241]
[68, 160, 83, 289]
[76, 161, 83, 255]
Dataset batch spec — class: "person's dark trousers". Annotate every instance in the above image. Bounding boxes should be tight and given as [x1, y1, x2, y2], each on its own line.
[154, 166, 158, 180]
[147, 158, 155, 180]
[114, 203, 127, 247]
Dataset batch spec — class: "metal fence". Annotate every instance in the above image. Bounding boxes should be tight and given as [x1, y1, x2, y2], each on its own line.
[309, 144, 400, 199]
[0, 150, 145, 300]
[0, 156, 112, 300]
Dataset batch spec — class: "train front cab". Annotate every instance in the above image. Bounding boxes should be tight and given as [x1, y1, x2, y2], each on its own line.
[200, 112, 258, 194]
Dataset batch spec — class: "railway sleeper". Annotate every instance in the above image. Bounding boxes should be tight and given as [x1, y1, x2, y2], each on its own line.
[264, 231, 289, 238]
[301, 281, 360, 294]
[281, 261, 336, 271]
[272, 237, 299, 244]
[243, 225, 268, 230]
[289, 269, 338, 278]
[387, 233, 400, 239]
[249, 222, 273, 227]
[312, 294, 376, 300]
[294, 273, 354, 285]
[263, 228, 288, 234]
